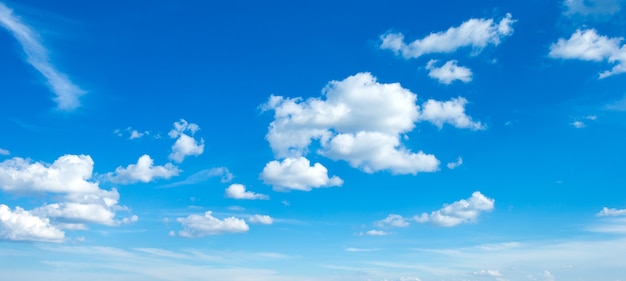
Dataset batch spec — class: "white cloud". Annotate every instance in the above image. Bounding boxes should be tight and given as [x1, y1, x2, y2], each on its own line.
[176, 211, 249, 237]
[225, 184, 269, 200]
[0, 3, 84, 111]
[168, 119, 204, 163]
[0, 155, 101, 194]
[426, 60, 473, 84]
[0, 154, 134, 238]
[414, 191, 495, 227]
[606, 95, 626, 111]
[549, 29, 626, 78]
[105, 154, 180, 184]
[248, 214, 273, 225]
[571, 121, 585, 128]
[321, 132, 439, 174]
[375, 214, 410, 228]
[564, 0, 623, 16]
[597, 207, 626, 216]
[473, 269, 501, 277]
[419, 97, 485, 130]
[0, 204, 64, 242]
[260, 157, 343, 191]
[361, 229, 389, 236]
[262, 73, 480, 175]
[380, 13, 514, 59]
[0, 148, 9, 156]
[447, 157, 463, 169]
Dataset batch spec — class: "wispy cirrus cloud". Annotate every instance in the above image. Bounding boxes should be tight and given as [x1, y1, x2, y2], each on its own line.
[0, 2, 84, 111]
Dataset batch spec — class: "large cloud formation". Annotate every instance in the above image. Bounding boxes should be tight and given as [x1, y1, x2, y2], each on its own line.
[261, 72, 482, 190]
[0, 155, 136, 241]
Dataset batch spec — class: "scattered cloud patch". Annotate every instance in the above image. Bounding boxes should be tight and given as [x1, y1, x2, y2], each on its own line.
[0, 204, 64, 242]
[0, 148, 8, 156]
[160, 167, 233, 188]
[564, 0, 623, 16]
[419, 97, 485, 130]
[473, 269, 502, 277]
[176, 211, 249, 237]
[0, 3, 85, 110]
[597, 207, 626, 216]
[606, 95, 626, 111]
[549, 29, 626, 78]
[260, 157, 342, 191]
[447, 157, 463, 169]
[168, 119, 204, 163]
[225, 184, 269, 200]
[414, 191, 495, 227]
[426, 60, 473, 84]
[345, 247, 381, 252]
[375, 214, 410, 228]
[380, 13, 515, 59]
[262, 73, 482, 175]
[248, 214, 273, 225]
[360, 229, 390, 236]
[571, 121, 586, 128]
[105, 154, 180, 184]
[114, 127, 151, 140]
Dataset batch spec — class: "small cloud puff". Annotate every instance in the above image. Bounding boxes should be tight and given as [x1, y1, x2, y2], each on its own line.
[225, 184, 269, 200]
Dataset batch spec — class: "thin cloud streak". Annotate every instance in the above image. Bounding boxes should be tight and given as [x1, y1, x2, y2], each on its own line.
[0, 2, 84, 111]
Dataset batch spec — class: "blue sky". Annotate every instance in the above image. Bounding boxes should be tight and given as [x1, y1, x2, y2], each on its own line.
[1, 0, 626, 280]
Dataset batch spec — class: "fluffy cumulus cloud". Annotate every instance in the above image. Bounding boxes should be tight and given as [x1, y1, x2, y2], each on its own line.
[0, 3, 84, 110]
[0, 155, 135, 241]
[248, 214, 273, 225]
[414, 191, 494, 227]
[105, 154, 180, 184]
[168, 119, 204, 163]
[426, 60, 473, 84]
[419, 98, 484, 130]
[0, 148, 9, 155]
[0, 204, 64, 242]
[176, 211, 249, 237]
[225, 184, 269, 200]
[549, 29, 626, 78]
[260, 157, 343, 191]
[375, 214, 410, 228]
[380, 13, 515, 59]
[564, 0, 623, 16]
[262, 72, 482, 178]
[0, 155, 101, 194]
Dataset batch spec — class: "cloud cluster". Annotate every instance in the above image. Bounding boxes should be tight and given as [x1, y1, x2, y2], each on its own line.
[0, 155, 136, 241]
[225, 184, 269, 200]
[549, 29, 626, 78]
[105, 154, 180, 184]
[426, 60, 473, 84]
[414, 191, 495, 227]
[168, 119, 204, 163]
[0, 3, 84, 111]
[375, 214, 410, 228]
[261, 72, 482, 188]
[0, 148, 9, 156]
[176, 211, 249, 237]
[380, 14, 514, 59]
